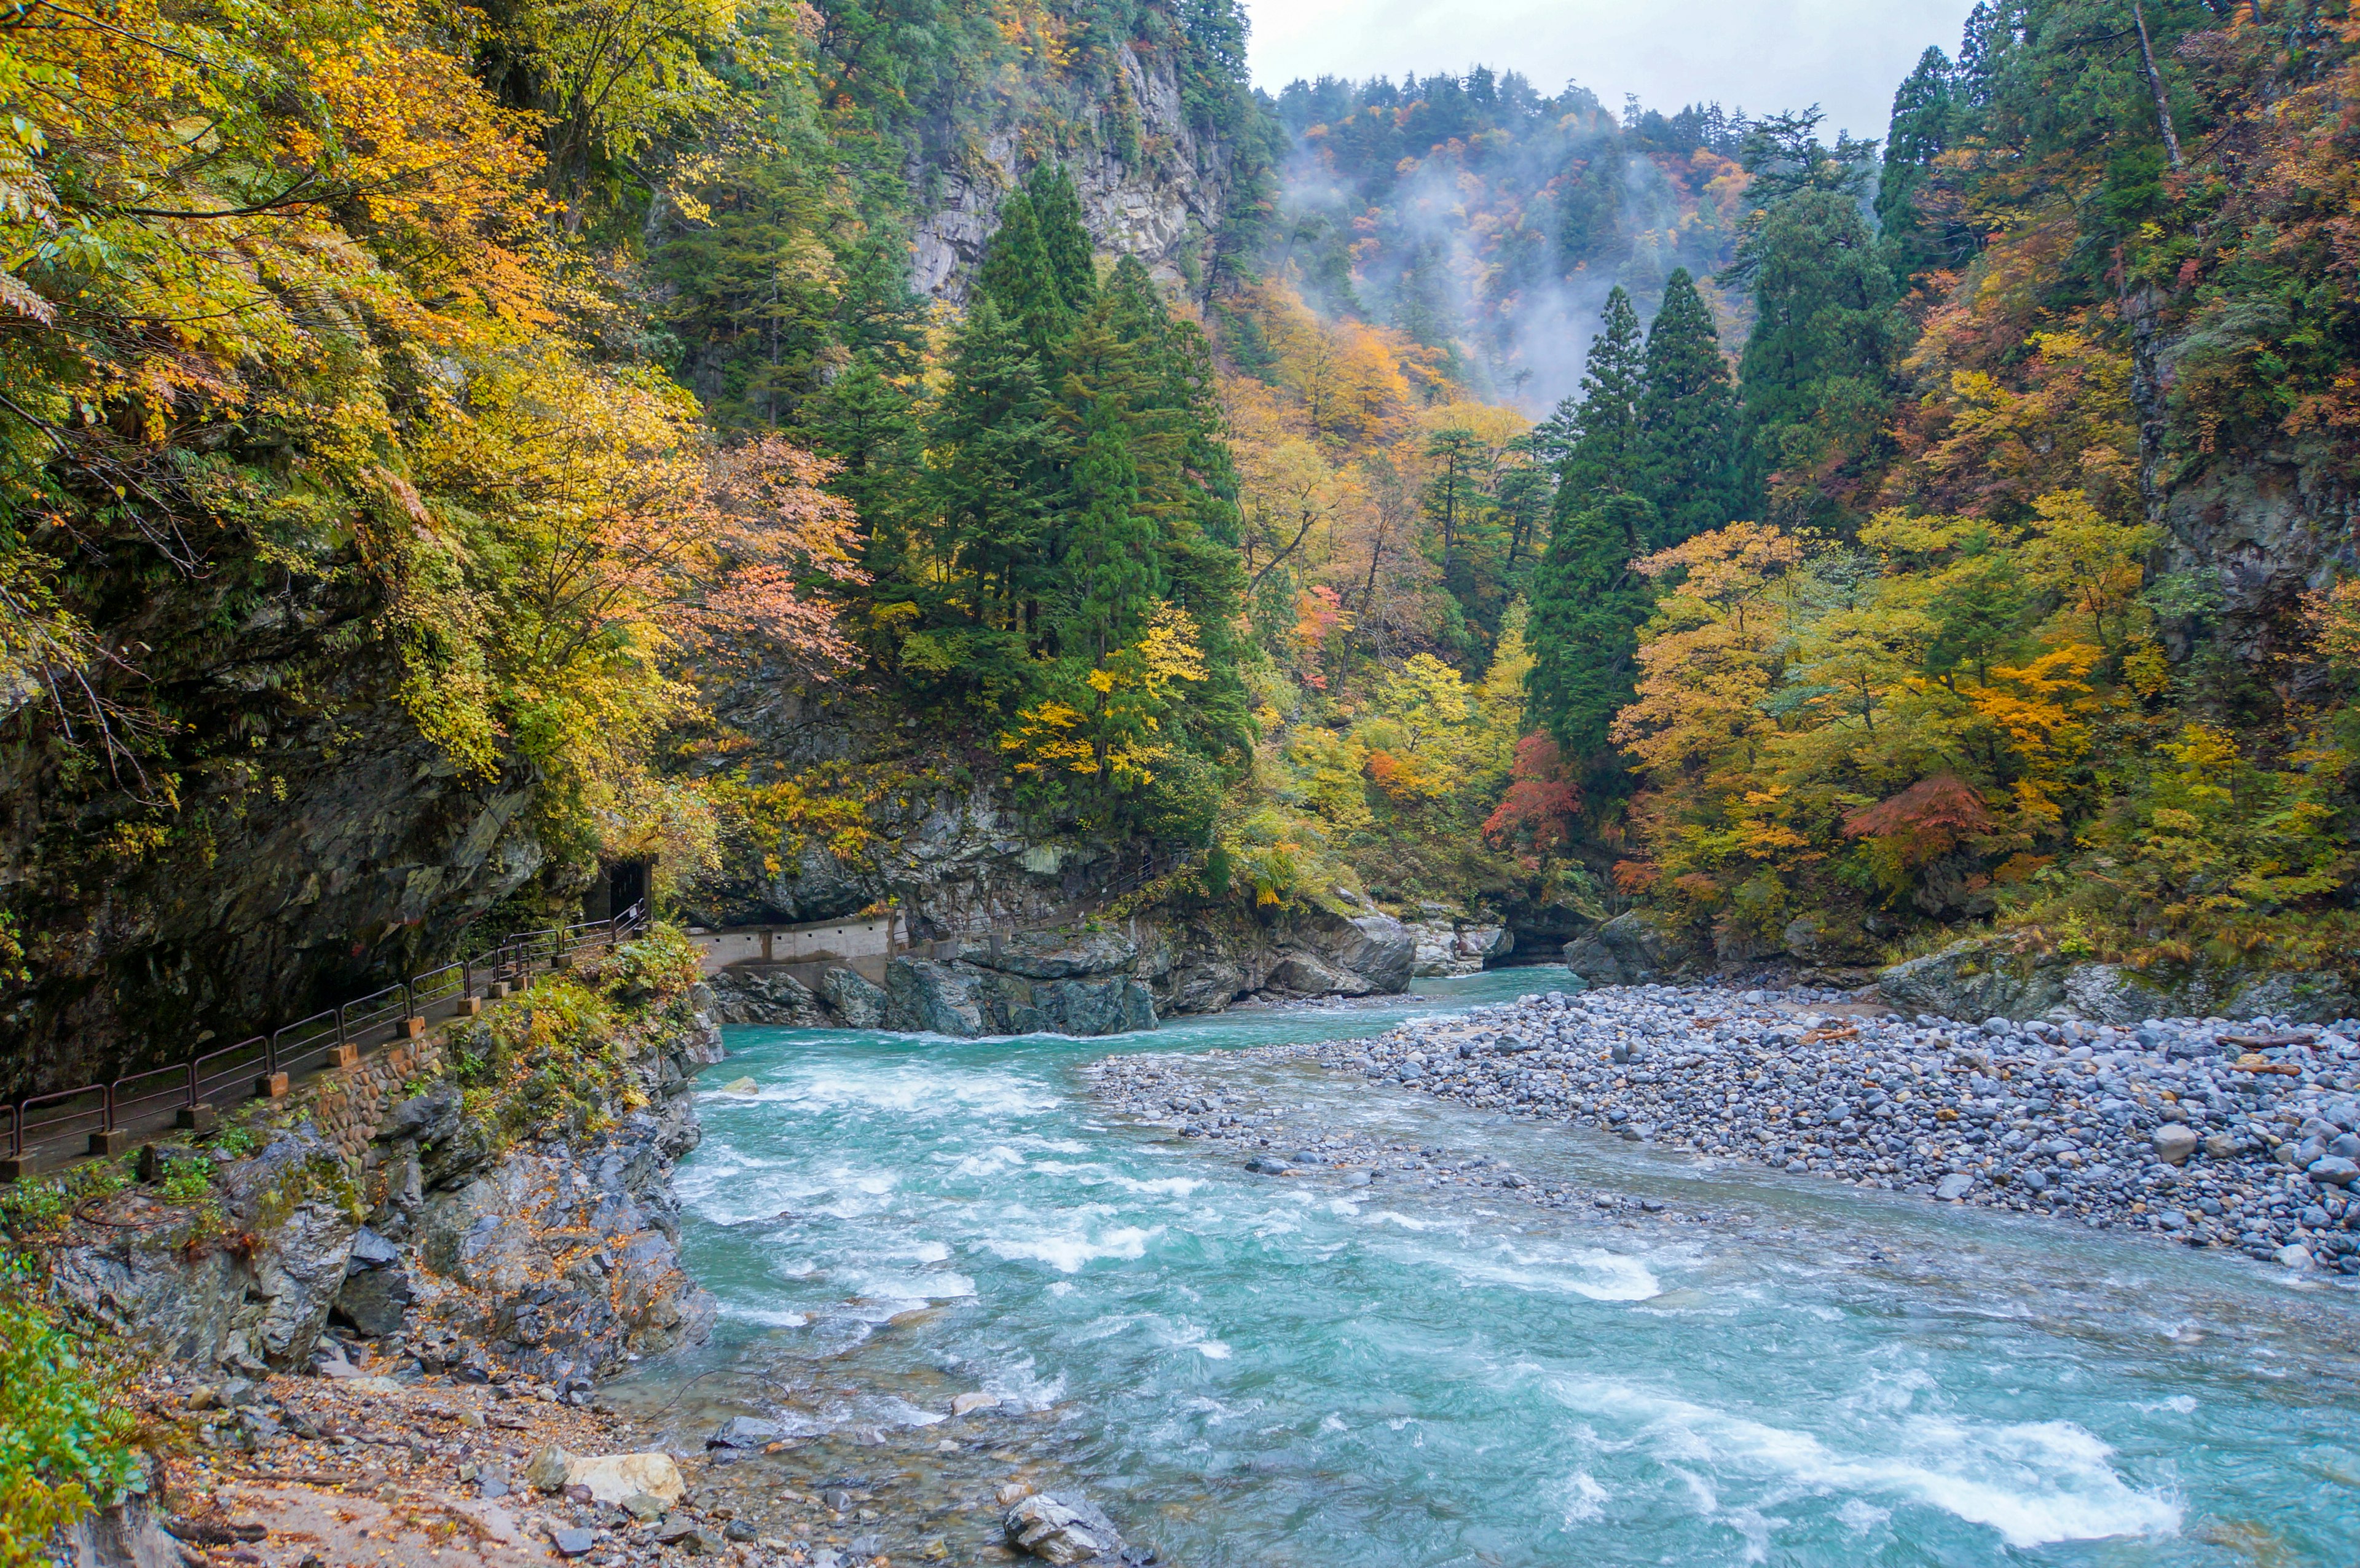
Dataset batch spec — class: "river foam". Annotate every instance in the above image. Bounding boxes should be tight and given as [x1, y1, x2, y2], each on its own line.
[648, 978, 2360, 1566]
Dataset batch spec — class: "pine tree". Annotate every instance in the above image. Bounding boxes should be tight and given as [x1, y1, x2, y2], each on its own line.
[976, 190, 1067, 352]
[1737, 189, 1894, 528]
[1523, 492, 1656, 758]
[1556, 286, 1645, 506]
[1637, 268, 1741, 546]
[1026, 163, 1097, 313]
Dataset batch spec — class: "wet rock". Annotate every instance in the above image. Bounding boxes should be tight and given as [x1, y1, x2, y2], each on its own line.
[951, 1392, 999, 1416]
[1005, 1492, 1125, 1564]
[706, 1416, 784, 1449]
[819, 965, 887, 1029]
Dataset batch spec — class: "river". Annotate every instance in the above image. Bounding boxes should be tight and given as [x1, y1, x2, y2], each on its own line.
[620, 971, 2360, 1566]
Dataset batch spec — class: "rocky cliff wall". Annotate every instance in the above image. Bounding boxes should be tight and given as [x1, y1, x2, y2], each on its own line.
[1, 611, 562, 1100]
[39, 939, 723, 1395]
[908, 46, 1239, 304]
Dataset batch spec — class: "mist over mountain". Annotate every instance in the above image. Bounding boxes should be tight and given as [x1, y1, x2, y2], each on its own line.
[1257, 72, 1768, 412]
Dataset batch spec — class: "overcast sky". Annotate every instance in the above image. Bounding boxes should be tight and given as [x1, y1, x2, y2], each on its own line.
[1241, 0, 1981, 146]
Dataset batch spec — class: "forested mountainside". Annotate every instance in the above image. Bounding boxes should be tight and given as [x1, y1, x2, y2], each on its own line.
[1259, 71, 1764, 409]
[6, 0, 2360, 1092]
[0, 0, 1261, 1091]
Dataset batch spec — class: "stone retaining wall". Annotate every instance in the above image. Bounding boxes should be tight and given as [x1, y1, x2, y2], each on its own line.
[297, 1037, 450, 1166]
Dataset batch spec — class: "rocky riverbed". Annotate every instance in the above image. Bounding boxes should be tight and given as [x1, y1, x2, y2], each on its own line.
[1092, 981, 2360, 1274]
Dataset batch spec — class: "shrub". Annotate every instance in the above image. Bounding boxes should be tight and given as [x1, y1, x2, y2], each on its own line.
[0, 1259, 142, 1567]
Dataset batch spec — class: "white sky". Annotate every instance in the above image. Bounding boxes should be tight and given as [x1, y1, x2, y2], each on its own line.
[1241, 0, 1982, 147]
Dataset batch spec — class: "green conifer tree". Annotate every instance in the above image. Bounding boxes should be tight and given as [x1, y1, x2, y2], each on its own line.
[926, 297, 1062, 694]
[1556, 286, 1645, 507]
[1877, 48, 1964, 286]
[1637, 267, 1741, 546]
[1056, 401, 1163, 665]
[1737, 190, 1895, 529]
[976, 190, 1066, 353]
[1026, 163, 1098, 313]
[1523, 492, 1656, 759]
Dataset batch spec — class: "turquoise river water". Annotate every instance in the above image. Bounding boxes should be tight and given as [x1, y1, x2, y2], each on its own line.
[648, 972, 2360, 1566]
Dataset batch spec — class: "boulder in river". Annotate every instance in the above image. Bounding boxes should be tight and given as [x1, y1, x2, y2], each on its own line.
[1004, 1491, 1125, 1564]
[820, 965, 887, 1028]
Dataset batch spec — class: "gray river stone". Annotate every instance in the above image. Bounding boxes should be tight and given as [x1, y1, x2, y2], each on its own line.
[1005, 1491, 1125, 1564]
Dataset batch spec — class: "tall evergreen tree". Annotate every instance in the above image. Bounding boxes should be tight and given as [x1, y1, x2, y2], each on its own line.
[1737, 189, 1895, 528]
[1556, 286, 1645, 506]
[1523, 492, 1656, 758]
[1877, 47, 1964, 285]
[976, 190, 1066, 352]
[1026, 163, 1097, 313]
[1636, 268, 1741, 546]
[1056, 406, 1163, 664]
[926, 297, 1062, 689]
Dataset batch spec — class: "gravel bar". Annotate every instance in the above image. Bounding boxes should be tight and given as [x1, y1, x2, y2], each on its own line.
[1111, 981, 2360, 1274]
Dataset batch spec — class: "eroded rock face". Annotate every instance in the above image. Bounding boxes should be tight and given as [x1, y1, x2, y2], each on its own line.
[51, 1126, 360, 1372]
[704, 968, 830, 1027]
[909, 47, 1236, 304]
[880, 934, 1159, 1038]
[819, 966, 887, 1029]
[1875, 934, 2356, 1024]
[50, 999, 726, 1390]
[1149, 902, 1415, 1012]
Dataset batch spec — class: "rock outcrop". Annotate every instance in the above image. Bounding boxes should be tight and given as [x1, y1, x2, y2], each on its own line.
[1561, 912, 1694, 988]
[880, 931, 1158, 1038]
[1404, 915, 1512, 976]
[48, 957, 726, 1392]
[909, 47, 1237, 304]
[1876, 934, 2358, 1024]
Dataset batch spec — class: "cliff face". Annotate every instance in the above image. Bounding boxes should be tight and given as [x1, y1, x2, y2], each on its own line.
[44, 944, 723, 1387]
[907, 45, 1240, 303]
[0, 574, 562, 1100]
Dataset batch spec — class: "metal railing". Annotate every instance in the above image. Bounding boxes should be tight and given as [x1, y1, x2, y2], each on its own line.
[2, 900, 650, 1178]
